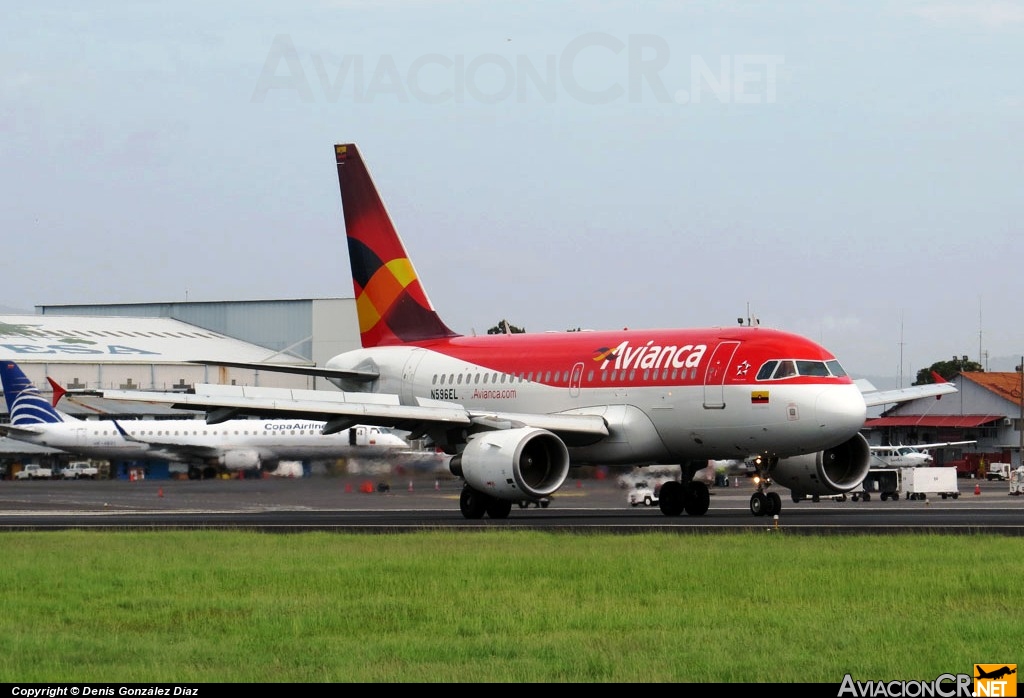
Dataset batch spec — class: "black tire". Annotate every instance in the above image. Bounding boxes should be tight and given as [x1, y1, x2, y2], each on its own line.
[952, 493, 959, 499]
[644, 496, 653, 506]
[459, 487, 487, 519]
[765, 491, 782, 517]
[485, 498, 513, 520]
[658, 481, 685, 516]
[684, 481, 711, 516]
[540, 499, 550, 508]
[862, 492, 871, 502]
[749, 492, 767, 516]
[791, 492, 803, 503]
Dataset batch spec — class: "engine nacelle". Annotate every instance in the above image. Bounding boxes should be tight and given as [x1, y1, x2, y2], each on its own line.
[449, 428, 570, 501]
[220, 449, 263, 471]
[770, 433, 871, 497]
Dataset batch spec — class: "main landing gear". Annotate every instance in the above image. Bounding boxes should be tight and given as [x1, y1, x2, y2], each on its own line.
[459, 485, 513, 520]
[656, 480, 711, 517]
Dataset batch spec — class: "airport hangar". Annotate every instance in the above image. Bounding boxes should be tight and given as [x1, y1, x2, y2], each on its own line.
[0, 298, 360, 476]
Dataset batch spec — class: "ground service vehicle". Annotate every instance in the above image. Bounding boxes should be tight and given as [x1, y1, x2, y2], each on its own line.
[629, 482, 660, 507]
[1009, 468, 1024, 496]
[60, 462, 99, 479]
[14, 464, 53, 480]
[987, 463, 1011, 481]
[901, 466, 959, 500]
[851, 468, 901, 501]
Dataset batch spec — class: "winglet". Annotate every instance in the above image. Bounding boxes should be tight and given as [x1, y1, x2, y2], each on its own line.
[46, 377, 67, 408]
[335, 143, 458, 347]
[111, 419, 143, 443]
[931, 371, 948, 384]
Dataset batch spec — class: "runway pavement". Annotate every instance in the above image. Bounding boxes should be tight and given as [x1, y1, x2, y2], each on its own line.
[0, 474, 1021, 533]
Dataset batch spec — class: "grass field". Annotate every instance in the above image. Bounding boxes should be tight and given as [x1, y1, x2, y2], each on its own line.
[0, 531, 1020, 683]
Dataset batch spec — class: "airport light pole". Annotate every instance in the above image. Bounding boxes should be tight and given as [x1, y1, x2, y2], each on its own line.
[1015, 356, 1024, 464]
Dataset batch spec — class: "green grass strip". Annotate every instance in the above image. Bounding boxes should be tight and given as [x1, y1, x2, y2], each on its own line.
[0, 531, 1019, 683]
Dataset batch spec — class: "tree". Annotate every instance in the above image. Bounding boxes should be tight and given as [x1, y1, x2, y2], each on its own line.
[914, 356, 984, 385]
[486, 319, 525, 335]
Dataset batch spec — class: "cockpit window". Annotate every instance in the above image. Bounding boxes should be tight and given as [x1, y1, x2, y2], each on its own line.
[773, 361, 797, 379]
[796, 360, 831, 377]
[826, 360, 847, 378]
[757, 359, 847, 380]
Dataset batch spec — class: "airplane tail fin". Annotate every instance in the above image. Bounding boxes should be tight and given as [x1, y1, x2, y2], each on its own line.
[0, 361, 69, 425]
[335, 143, 459, 347]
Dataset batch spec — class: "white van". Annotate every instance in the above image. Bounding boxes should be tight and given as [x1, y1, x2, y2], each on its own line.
[987, 463, 1012, 481]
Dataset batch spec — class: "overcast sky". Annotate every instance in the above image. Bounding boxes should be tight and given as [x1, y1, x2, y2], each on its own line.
[3, 1, 1022, 387]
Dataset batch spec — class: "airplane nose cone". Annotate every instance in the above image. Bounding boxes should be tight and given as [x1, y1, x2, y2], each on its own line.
[815, 385, 867, 436]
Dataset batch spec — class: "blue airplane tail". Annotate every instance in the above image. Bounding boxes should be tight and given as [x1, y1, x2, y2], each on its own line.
[0, 360, 67, 425]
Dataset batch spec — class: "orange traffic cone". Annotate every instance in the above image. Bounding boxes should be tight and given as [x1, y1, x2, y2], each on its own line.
[974, 483, 981, 496]
[158, 487, 164, 498]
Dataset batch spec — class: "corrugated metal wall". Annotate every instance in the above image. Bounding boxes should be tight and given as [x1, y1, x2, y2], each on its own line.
[39, 298, 358, 364]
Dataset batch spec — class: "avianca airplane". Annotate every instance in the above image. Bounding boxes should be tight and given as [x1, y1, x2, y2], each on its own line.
[0, 360, 411, 479]
[101, 143, 956, 518]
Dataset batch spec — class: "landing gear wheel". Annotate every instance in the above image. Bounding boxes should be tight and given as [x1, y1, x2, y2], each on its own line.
[791, 492, 803, 503]
[766, 491, 782, 516]
[658, 481, 685, 516]
[750, 491, 768, 516]
[485, 498, 512, 520]
[459, 487, 487, 519]
[684, 481, 710, 516]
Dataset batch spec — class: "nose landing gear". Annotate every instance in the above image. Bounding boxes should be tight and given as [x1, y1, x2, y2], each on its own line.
[750, 463, 782, 517]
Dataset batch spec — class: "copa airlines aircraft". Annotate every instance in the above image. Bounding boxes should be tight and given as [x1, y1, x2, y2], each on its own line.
[101, 143, 956, 518]
[0, 360, 411, 479]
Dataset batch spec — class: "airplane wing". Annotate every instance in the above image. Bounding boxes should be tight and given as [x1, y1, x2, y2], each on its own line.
[858, 380, 958, 408]
[109, 420, 222, 462]
[187, 360, 379, 383]
[101, 384, 610, 444]
[906, 441, 977, 450]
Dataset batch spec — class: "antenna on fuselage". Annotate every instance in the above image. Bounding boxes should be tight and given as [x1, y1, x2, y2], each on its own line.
[737, 303, 759, 327]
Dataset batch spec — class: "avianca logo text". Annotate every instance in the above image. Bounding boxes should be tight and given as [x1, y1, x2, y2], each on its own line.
[594, 340, 707, 371]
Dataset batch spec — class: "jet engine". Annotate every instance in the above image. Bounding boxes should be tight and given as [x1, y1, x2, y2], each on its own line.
[220, 450, 263, 471]
[770, 433, 871, 497]
[449, 427, 570, 500]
